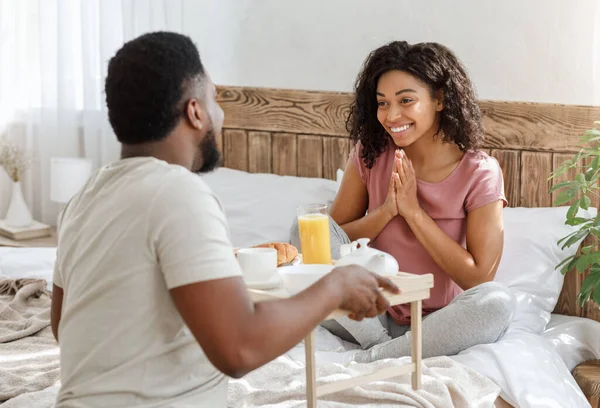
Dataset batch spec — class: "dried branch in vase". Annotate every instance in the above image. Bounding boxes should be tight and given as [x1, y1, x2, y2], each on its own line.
[0, 138, 34, 182]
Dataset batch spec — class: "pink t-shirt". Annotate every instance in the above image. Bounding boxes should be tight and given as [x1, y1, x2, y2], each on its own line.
[349, 141, 507, 325]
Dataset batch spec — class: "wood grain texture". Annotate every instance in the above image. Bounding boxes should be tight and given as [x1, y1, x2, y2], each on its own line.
[297, 135, 323, 178]
[552, 153, 584, 317]
[272, 133, 298, 176]
[411, 300, 423, 390]
[218, 86, 351, 138]
[551, 153, 579, 205]
[520, 152, 552, 207]
[323, 137, 352, 180]
[573, 360, 600, 400]
[582, 265, 600, 321]
[223, 129, 248, 171]
[584, 156, 600, 210]
[480, 101, 600, 153]
[304, 331, 317, 408]
[583, 274, 600, 322]
[248, 131, 272, 174]
[555, 240, 583, 318]
[490, 149, 521, 207]
[218, 86, 600, 152]
[216, 130, 223, 155]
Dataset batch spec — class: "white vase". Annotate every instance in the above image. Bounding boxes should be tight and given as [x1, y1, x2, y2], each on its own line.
[4, 181, 33, 228]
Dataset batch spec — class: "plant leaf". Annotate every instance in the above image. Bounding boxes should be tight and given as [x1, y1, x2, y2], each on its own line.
[575, 253, 600, 273]
[592, 155, 600, 172]
[561, 257, 578, 275]
[549, 166, 569, 181]
[578, 290, 592, 307]
[555, 254, 575, 270]
[581, 271, 600, 294]
[583, 253, 600, 271]
[558, 229, 580, 246]
[575, 252, 600, 272]
[591, 228, 600, 240]
[593, 286, 600, 305]
[549, 181, 573, 193]
[585, 168, 596, 181]
[561, 229, 589, 250]
[580, 195, 592, 210]
[581, 245, 595, 254]
[554, 190, 575, 206]
[582, 129, 600, 143]
[566, 217, 592, 227]
[567, 200, 581, 220]
[576, 255, 591, 272]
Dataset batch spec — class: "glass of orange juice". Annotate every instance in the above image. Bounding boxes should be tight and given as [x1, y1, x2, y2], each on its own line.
[297, 204, 332, 265]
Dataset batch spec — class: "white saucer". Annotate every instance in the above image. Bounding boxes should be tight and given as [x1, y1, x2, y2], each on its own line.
[245, 274, 282, 290]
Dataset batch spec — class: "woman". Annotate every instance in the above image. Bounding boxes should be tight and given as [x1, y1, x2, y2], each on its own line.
[293, 41, 515, 363]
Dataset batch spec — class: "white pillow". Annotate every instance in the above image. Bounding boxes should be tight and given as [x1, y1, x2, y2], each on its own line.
[201, 168, 338, 248]
[496, 206, 595, 334]
[336, 168, 344, 192]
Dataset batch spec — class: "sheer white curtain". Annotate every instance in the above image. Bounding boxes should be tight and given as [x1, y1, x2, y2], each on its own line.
[0, 0, 183, 225]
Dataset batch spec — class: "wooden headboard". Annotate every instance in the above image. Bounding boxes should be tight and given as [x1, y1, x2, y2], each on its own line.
[217, 85, 600, 323]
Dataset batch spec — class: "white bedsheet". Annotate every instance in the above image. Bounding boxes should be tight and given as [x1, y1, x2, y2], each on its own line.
[0, 247, 56, 291]
[2, 246, 599, 408]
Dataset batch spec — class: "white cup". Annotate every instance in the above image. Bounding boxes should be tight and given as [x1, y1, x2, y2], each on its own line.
[237, 248, 278, 282]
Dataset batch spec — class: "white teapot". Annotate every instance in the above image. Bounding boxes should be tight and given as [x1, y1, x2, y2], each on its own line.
[336, 238, 399, 277]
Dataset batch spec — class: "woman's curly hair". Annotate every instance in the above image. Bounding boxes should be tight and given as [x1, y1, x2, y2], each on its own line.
[346, 41, 484, 169]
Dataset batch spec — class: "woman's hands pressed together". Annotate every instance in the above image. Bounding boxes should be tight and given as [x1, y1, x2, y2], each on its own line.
[392, 149, 422, 221]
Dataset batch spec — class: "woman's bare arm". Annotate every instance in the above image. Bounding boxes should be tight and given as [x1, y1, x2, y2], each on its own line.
[405, 201, 504, 289]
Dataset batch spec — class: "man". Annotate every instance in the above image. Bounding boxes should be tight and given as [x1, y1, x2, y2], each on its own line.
[50, 31, 398, 407]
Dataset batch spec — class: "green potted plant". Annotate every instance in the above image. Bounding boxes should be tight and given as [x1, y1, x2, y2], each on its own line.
[549, 121, 600, 306]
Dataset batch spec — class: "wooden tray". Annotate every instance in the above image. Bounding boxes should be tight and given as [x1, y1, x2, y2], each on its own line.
[248, 271, 434, 407]
[249, 272, 433, 320]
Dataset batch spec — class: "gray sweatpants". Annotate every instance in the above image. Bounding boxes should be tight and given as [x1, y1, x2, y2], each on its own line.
[290, 217, 516, 363]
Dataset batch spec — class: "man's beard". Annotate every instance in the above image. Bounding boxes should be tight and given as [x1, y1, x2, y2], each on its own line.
[193, 129, 221, 174]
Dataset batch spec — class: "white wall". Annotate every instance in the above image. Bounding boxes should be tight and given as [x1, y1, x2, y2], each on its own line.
[182, 0, 600, 106]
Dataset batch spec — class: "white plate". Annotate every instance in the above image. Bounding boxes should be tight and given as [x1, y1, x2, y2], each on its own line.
[245, 274, 282, 290]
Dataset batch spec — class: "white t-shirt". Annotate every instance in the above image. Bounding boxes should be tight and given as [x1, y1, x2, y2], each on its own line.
[53, 157, 243, 408]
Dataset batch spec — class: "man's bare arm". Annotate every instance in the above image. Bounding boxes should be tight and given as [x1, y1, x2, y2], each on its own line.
[170, 266, 398, 378]
[50, 284, 64, 343]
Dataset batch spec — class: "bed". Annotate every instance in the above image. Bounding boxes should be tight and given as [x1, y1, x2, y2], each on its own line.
[1, 85, 600, 407]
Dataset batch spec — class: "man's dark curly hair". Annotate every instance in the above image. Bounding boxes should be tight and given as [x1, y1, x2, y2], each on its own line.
[346, 41, 484, 169]
[105, 31, 205, 144]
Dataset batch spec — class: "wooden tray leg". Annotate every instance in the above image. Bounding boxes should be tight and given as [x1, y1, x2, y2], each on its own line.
[305, 331, 317, 408]
[411, 300, 422, 390]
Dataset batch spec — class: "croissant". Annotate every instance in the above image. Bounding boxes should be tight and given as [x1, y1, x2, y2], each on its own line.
[252, 242, 299, 266]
